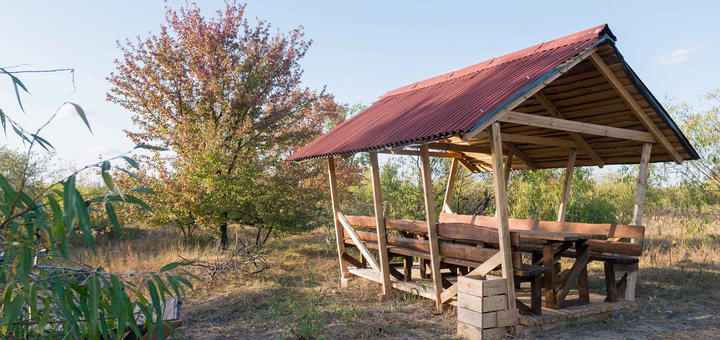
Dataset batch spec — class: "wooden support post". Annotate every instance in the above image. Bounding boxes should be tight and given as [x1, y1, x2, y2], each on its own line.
[489, 122, 517, 310]
[443, 159, 459, 214]
[504, 149, 514, 191]
[626, 142, 652, 300]
[557, 148, 577, 222]
[369, 152, 392, 296]
[403, 256, 413, 280]
[328, 158, 351, 281]
[419, 145, 444, 312]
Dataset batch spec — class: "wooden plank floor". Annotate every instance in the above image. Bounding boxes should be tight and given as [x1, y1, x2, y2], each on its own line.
[348, 264, 635, 327]
[515, 290, 635, 326]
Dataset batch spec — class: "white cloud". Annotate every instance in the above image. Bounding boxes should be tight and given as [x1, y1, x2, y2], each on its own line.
[55, 104, 77, 119]
[56, 104, 107, 121]
[655, 45, 700, 65]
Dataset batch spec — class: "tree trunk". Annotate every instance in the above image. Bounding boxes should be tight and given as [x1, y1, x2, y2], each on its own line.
[220, 212, 229, 249]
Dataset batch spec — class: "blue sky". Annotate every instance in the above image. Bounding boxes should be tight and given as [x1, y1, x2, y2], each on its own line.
[1, 0, 719, 168]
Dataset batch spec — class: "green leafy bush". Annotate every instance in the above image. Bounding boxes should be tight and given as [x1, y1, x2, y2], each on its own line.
[0, 68, 193, 339]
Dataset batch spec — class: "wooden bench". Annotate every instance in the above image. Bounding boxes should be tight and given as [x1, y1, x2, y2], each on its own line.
[342, 215, 548, 315]
[438, 213, 645, 302]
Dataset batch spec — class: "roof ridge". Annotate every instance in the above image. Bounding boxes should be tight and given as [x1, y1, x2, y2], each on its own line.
[381, 24, 612, 98]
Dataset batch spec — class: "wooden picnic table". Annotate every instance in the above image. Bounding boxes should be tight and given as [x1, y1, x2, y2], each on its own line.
[512, 229, 608, 309]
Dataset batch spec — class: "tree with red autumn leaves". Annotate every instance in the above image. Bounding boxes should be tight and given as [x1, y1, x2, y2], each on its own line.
[107, 2, 360, 247]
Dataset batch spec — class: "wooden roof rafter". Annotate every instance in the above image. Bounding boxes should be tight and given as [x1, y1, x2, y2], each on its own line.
[588, 52, 683, 164]
[534, 92, 606, 168]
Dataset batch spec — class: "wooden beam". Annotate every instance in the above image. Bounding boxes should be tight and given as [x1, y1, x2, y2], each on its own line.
[504, 149, 514, 190]
[459, 130, 578, 148]
[462, 46, 599, 141]
[503, 142, 537, 171]
[439, 252, 502, 303]
[500, 111, 656, 143]
[625, 142, 652, 301]
[443, 158, 459, 214]
[328, 157, 351, 279]
[589, 53, 683, 164]
[489, 122, 517, 309]
[457, 157, 480, 173]
[535, 92, 606, 168]
[501, 133, 578, 148]
[557, 148, 577, 222]
[379, 149, 463, 159]
[337, 212, 381, 274]
[419, 145, 444, 312]
[428, 143, 492, 154]
[369, 152, 392, 296]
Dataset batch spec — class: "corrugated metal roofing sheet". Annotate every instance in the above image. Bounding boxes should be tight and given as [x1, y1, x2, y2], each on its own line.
[289, 24, 614, 161]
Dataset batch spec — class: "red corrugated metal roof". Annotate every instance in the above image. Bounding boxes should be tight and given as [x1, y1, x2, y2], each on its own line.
[289, 24, 615, 161]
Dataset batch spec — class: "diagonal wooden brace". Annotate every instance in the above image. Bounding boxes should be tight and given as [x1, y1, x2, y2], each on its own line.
[338, 212, 381, 275]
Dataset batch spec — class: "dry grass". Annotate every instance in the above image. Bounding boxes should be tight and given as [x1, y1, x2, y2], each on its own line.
[68, 214, 720, 339]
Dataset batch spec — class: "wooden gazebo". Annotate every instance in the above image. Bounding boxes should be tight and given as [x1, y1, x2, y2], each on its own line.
[290, 24, 698, 337]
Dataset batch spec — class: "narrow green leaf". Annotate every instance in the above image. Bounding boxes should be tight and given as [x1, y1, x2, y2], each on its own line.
[0, 68, 29, 111]
[0, 173, 16, 215]
[159, 262, 182, 273]
[153, 275, 171, 305]
[11, 77, 28, 112]
[67, 102, 92, 133]
[116, 167, 141, 182]
[180, 269, 201, 282]
[129, 187, 155, 195]
[31, 133, 54, 150]
[12, 73, 29, 92]
[102, 171, 115, 192]
[166, 275, 184, 299]
[38, 299, 52, 332]
[88, 274, 101, 336]
[122, 156, 140, 169]
[48, 195, 68, 258]
[174, 274, 194, 290]
[18, 246, 32, 285]
[28, 282, 38, 319]
[0, 108, 6, 137]
[106, 201, 121, 231]
[147, 280, 164, 340]
[11, 122, 27, 144]
[63, 175, 77, 232]
[0, 293, 23, 327]
[74, 188, 95, 253]
[134, 144, 169, 151]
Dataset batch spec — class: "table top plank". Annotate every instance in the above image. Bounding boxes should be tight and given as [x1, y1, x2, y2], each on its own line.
[511, 229, 607, 241]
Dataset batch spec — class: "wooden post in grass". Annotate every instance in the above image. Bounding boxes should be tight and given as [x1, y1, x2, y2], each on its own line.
[420, 145, 444, 312]
[626, 142, 652, 300]
[443, 158, 459, 214]
[489, 122, 517, 309]
[328, 157, 351, 284]
[369, 151, 392, 297]
[557, 148, 577, 222]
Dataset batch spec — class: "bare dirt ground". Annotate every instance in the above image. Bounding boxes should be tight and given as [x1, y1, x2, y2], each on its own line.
[78, 214, 720, 339]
